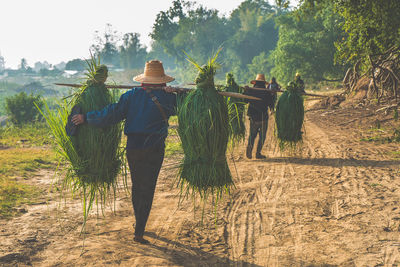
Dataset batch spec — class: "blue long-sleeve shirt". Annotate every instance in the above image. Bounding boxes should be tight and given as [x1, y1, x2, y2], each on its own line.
[85, 87, 176, 149]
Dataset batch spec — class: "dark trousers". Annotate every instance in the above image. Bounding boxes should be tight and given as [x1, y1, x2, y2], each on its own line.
[247, 118, 268, 154]
[126, 147, 165, 237]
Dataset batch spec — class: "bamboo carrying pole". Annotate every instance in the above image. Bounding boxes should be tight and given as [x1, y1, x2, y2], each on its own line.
[241, 86, 329, 98]
[187, 83, 329, 98]
[54, 83, 262, 101]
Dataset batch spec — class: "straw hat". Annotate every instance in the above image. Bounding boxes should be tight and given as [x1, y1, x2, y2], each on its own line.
[133, 60, 175, 84]
[250, 74, 267, 84]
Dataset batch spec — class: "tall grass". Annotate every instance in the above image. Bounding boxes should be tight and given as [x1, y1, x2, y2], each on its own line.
[177, 50, 233, 211]
[275, 81, 304, 151]
[225, 73, 246, 144]
[38, 58, 126, 230]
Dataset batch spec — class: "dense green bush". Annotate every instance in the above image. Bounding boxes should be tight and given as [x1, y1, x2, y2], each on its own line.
[5, 92, 44, 125]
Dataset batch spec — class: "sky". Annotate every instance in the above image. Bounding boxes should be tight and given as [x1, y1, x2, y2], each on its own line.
[0, 0, 254, 69]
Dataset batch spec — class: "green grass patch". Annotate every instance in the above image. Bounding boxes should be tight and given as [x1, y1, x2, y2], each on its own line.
[0, 123, 53, 148]
[360, 127, 400, 144]
[165, 138, 183, 156]
[369, 183, 382, 187]
[0, 122, 56, 218]
[0, 148, 56, 177]
[389, 151, 400, 159]
[0, 147, 56, 218]
[0, 178, 40, 218]
[165, 126, 182, 156]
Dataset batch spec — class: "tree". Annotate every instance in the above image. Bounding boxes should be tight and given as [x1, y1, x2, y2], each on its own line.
[19, 58, 28, 70]
[65, 58, 86, 71]
[147, 41, 176, 69]
[150, 0, 186, 61]
[5, 92, 44, 125]
[334, 0, 400, 66]
[0, 53, 4, 72]
[119, 33, 147, 69]
[225, 1, 279, 72]
[34, 61, 51, 72]
[270, 1, 345, 84]
[247, 52, 272, 80]
[91, 23, 120, 67]
[333, 0, 400, 97]
[151, 1, 228, 64]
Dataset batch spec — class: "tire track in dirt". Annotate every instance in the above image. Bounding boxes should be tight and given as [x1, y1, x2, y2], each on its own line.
[222, 112, 400, 266]
[2, 107, 400, 266]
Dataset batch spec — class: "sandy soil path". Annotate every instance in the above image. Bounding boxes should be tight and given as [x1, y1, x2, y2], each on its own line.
[1, 107, 400, 266]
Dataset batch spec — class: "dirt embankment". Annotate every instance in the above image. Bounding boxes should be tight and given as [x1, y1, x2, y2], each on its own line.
[1, 98, 400, 266]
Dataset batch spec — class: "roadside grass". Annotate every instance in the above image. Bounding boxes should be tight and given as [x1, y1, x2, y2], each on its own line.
[360, 127, 400, 144]
[389, 151, 400, 159]
[166, 116, 183, 156]
[0, 122, 54, 148]
[0, 123, 57, 218]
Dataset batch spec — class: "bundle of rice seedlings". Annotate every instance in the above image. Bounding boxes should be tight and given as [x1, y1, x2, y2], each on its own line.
[275, 81, 304, 151]
[177, 51, 233, 205]
[225, 73, 246, 143]
[39, 57, 125, 228]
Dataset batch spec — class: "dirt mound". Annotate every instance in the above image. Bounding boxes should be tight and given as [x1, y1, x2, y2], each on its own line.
[313, 93, 346, 109]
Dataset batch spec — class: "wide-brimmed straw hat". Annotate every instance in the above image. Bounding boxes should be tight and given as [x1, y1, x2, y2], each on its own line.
[133, 60, 175, 84]
[250, 74, 267, 84]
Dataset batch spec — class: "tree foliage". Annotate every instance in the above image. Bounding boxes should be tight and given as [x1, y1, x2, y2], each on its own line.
[150, 0, 280, 83]
[65, 58, 86, 71]
[119, 33, 147, 69]
[91, 24, 120, 67]
[0, 54, 4, 72]
[5, 92, 44, 125]
[270, 1, 345, 84]
[151, 0, 229, 64]
[334, 0, 400, 66]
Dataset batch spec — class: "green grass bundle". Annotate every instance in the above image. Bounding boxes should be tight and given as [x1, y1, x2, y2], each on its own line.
[39, 58, 125, 227]
[225, 73, 246, 143]
[177, 51, 233, 203]
[275, 81, 304, 150]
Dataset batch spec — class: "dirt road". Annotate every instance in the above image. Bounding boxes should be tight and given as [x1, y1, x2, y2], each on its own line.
[1, 106, 400, 266]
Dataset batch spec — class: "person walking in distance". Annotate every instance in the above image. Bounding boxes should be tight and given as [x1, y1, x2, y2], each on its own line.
[244, 74, 276, 159]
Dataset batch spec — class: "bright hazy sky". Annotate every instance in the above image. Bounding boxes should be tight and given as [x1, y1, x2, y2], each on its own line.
[0, 0, 263, 69]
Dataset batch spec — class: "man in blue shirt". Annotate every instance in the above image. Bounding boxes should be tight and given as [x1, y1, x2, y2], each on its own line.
[72, 60, 176, 244]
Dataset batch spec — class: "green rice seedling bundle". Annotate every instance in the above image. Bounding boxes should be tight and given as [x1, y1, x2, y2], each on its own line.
[275, 81, 304, 150]
[225, 73, 245, 143]
[177, 51, 233, 203]
[39, 58, 125, 227]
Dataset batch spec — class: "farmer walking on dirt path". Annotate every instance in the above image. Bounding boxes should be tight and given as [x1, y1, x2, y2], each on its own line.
[71, 60, 176, 244]
[268, 77, 281, 91]
[295, 72, 306, 93]
[244, 74, 277, 159]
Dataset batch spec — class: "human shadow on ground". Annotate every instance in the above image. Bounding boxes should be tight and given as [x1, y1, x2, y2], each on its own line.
[256, 157, 400, 168]
[144, 231, 264, 267]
